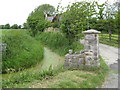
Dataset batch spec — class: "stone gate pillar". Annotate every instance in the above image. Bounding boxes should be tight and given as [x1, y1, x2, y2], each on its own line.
[82, 29, 101, 67]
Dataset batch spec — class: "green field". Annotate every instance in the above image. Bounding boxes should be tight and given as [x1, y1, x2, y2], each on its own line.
[99, 34, 119, 48]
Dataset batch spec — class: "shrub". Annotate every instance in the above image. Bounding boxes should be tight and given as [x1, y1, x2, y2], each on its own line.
[36, 32, 84, 56]
[2, 30, 44, 73]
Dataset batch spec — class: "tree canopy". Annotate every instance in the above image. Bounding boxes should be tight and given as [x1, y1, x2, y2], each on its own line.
[27, 4, 55, 36]
[59, 1, 119, 41]
[36, 4, 55, 15]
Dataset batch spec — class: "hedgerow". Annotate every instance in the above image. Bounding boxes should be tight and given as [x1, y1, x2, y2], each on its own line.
[2, 30, 44, 73]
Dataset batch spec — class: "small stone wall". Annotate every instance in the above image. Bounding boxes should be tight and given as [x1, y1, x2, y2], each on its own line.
[44, 27, 59, 32]
[64, 29, 101, 69]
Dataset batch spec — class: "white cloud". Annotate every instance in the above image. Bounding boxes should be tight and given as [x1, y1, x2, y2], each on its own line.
[0, 0, 117, 25]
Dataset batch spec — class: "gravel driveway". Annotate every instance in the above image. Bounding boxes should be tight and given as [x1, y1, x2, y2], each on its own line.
[80, 40, 119, 88]
[99, 44, 118, 88]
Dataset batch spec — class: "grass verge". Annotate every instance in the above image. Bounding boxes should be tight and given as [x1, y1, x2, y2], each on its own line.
[2, 56, 109, 88]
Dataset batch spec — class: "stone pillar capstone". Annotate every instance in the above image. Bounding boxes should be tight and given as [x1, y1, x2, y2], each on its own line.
[82, 29, 101, 67]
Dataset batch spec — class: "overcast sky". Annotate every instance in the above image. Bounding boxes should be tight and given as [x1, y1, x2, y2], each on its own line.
[0, 0, 117, 25]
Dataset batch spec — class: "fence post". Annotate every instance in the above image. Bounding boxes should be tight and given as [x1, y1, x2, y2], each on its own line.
[108, 29, 112, 41]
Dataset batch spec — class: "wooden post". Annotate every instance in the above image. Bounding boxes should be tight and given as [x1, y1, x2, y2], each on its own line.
[109, 29, 112, 41]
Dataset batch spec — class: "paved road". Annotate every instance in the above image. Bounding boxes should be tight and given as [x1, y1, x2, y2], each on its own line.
[80, 40, 119, 88]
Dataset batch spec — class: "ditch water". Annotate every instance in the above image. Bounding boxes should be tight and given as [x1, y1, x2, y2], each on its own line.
[2, 47, 64, 79]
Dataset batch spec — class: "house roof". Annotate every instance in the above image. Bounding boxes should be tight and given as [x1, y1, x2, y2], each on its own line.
[47, 17, 54, 22]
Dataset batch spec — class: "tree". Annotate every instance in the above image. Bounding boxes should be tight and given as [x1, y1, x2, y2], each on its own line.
[97, 1, 119, 33]
[4, 23, 10, 29]
[0, 25, 4, 29]
[60, 1, 97, 41]
[18, 25, 21, 29]
[36, 4, 55, 15]
[11, 24, 18, 29]
[27, 4, 54, 36]
[23, 23, 28, 29]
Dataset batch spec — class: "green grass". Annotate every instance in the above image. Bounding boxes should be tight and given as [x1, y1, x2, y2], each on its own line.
[35, 32, 84, 56]
[2, 29, 44, 73]
[2, 47, 64, 88]
[2, 65, 63, 88]
[2, 56, 109, 88]
[1, 31, 109, 88]
[28, 56, 109, 88]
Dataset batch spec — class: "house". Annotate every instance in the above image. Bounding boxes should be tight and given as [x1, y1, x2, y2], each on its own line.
[45, 14, 59, 23]
[44, 14, 60, 32]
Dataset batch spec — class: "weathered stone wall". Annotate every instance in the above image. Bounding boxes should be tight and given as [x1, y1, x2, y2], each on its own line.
[64, 29, 101, 69]
[44, 27, 59, 32]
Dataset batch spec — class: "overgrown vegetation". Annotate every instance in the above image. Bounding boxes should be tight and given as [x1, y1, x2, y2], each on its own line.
[35, 32, 84, 56]
[2, 56, 109, 88]
[2, 0, 115, 88]
[27, 4, 55, 36]
[2, 30, 44, 73]
[2, 65, 56, 88]
[59, 1, 119, 40]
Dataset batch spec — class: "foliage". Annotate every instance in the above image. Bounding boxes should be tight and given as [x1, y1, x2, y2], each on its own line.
[23, 23, 28, 29]
[36, 4, 55, 15]
[35, 32, 84, 56]
[60, 1, 97, 40]
[2, 30, 44, 73]
[2, 66, 56, 88]
[51, 22, 59, 28]
[4, 24, 10, 29]
[10, 24, 19, 29]
[27, 4, 56, 36]
[0, 24, 22, 29]
[18, 25, 21, 29]
[59, 1, 119, 40]
[0, 24, 10, 29]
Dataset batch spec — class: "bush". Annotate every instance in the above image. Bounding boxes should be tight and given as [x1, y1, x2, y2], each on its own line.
[36, 32, 84, 56]
[2, 30, 44, 73]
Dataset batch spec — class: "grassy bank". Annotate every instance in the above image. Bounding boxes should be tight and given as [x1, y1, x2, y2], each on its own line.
[35, 32, 84, 56]
[30, 56, 109, 88]
[2, 31, 109, 88]
[2, 30, 44, 73]
[2, 56, 109, 88]
[2, 47, 64, 88]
